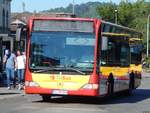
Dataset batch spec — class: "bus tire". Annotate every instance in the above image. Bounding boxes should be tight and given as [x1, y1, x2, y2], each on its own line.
[107, 73, 114, 96]
[41, 95, 51, 102]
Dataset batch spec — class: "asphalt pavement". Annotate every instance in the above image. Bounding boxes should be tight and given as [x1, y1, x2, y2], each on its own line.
[0, 87, 24, 100]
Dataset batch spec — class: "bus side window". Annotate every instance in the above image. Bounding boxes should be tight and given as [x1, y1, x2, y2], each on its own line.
[120, 45, 130, 65]
[131, 46, 142, 65]
[101, 36, 108, 65]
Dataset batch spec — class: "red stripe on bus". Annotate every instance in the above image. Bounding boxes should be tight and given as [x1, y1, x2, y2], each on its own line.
[25, 87, 98, 96]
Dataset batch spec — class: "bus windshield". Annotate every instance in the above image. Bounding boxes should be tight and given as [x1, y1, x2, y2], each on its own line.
[29, 31, 95, 72]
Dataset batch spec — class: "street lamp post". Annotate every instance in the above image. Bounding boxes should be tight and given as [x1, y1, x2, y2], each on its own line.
[114, 9, 118, 24]
[72, 0, 75, 15]
[147, 14, 150, 57]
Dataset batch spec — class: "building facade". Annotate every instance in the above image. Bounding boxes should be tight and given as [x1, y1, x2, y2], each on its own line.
[0, 0, 11, 73]
[0, 0, 11, 34]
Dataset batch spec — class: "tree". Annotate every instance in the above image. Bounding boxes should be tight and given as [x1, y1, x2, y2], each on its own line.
[118, 1, 134, 26]
[96, 2, 117, 23]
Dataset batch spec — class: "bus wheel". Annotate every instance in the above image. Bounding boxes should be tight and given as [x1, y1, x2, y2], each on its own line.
[107, 73, 114, 96]
[41, 95, 51, 102]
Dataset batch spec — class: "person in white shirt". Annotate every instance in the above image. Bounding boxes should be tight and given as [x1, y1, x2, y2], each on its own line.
[16, 50, 26, 90]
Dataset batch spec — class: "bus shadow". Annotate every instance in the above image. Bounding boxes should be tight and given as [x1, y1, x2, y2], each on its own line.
[109, 89, 150, 104]
[34, 89, 150, 105]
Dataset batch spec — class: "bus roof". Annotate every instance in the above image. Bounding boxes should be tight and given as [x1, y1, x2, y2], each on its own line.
[28, 17, 142, 38]
[102, 20, 142, 37]
[29, 17, 95, 22]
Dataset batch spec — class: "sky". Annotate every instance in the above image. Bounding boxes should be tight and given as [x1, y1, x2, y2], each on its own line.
[11, 0, 122, 13]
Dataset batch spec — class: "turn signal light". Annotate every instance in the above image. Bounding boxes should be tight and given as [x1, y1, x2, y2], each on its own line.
[82, 84, 98, 89]
[25, 81, 39, 87]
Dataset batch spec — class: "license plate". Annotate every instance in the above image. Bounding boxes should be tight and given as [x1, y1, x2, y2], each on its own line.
[52, 90, 68, 95]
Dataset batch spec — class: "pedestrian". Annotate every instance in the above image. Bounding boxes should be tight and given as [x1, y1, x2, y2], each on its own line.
[22, 52, 26, 63]
[16, 50, 26, 90]
[3, 49, 16, 90]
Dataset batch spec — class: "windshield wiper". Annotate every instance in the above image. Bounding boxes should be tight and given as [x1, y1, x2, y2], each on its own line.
[32, 67, 86, 75]
[32, 68, 53, 73]
[65, 67, 86, 75]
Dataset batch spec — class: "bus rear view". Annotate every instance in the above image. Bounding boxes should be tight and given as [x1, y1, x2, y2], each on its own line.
[25, 18, 101, 100]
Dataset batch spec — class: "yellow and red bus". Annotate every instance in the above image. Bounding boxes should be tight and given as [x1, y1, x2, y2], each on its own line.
[24, 17, 142, 100]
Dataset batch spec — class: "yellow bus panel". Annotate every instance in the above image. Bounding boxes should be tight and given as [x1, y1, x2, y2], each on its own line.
[100, 67, 129, 77]
[32, 73, 90, 90]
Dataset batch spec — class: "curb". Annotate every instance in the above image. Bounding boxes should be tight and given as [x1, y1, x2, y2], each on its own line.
[142, 76, 150, 78]
[0, 94, 22, 100]
[142, 72, 150, 78]
[0, 88, 25, 100]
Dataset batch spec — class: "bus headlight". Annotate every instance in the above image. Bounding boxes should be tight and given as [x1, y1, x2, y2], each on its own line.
[82, 84, 98, 89]
[25, 81, 39, 87]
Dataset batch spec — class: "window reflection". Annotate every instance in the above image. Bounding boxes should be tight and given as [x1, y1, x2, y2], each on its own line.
[30, 32, 95, 69]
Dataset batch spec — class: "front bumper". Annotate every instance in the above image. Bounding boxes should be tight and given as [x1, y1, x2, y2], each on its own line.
[25, 86, 98, 97]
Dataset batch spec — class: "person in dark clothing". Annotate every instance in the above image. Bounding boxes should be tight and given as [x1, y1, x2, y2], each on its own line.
[107, 73, 114, 95]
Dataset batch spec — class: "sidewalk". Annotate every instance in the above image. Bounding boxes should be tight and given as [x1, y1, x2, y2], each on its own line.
[142, 72, 150, 78]
[0, 87, 24, 100]
[0, 72, 24, 100]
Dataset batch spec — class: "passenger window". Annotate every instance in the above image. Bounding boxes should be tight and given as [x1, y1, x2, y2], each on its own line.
[101, 37, 130, 67]
[131, 45, 142, 65]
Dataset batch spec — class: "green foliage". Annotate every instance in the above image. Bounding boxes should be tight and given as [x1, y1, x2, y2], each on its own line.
[145, 57, 150, 64]
[118, 1, 134, 26]
[143, 56, 150, 69]
[41, 2, 101, 18]
[96, 2, 117, 22]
